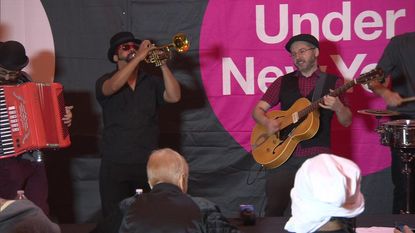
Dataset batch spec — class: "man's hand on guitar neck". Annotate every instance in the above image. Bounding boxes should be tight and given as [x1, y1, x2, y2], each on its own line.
[319, 95, 343, 112]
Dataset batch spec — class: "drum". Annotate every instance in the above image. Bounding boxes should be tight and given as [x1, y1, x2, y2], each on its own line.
[380, 119, 415, 148]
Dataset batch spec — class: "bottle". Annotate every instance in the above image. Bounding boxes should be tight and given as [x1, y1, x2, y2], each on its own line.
[15, 190, 27, 200]
[122, 188, 142, 208]
[135, 188, 143, 196]
[239, 204, 256, 225]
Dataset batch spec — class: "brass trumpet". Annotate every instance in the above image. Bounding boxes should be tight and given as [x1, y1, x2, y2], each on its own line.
[145, 33, 190, 67]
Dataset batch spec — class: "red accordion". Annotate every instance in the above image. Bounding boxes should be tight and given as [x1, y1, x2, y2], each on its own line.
[0, 82, 71, 159]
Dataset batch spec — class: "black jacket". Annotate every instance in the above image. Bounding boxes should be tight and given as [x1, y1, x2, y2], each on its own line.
[118, 183, 240, 233]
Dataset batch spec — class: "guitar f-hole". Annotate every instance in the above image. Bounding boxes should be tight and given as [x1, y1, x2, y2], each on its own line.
[272, 126, 296, 154]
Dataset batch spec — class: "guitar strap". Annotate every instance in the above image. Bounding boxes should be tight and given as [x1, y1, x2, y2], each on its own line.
[312, 72, 327, 101]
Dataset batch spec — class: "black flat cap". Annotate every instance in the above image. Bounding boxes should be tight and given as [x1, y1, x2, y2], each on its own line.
[285, 34, 319, 52]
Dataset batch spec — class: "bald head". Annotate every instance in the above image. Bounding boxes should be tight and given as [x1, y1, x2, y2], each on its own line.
[147, 148, 189, 192]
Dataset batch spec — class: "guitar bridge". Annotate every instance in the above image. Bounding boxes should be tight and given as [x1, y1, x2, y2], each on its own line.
[292, 112, 299, 123]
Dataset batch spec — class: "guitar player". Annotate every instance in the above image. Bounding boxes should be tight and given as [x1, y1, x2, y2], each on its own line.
[251, 34, 352, 217]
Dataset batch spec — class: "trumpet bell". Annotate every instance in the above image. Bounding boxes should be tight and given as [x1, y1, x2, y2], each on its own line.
[172, 33, 190, 53]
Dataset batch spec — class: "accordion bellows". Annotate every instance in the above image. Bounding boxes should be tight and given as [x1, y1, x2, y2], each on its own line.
[0, 82, 71, 159]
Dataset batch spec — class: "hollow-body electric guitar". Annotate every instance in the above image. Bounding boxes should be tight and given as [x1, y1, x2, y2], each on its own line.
[250, 68, 384, 169]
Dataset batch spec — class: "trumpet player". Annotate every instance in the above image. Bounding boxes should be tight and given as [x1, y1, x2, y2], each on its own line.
[95, 31, 181, 226]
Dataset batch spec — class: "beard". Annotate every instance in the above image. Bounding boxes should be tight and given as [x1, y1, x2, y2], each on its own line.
[295, 56, 317, 74]
[118, 51, 136, 62]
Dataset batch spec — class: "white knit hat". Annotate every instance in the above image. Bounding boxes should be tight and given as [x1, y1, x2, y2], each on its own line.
[284, 153, 365, 233]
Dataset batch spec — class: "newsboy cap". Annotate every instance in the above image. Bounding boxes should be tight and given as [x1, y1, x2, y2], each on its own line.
[285, 34, 319, 52]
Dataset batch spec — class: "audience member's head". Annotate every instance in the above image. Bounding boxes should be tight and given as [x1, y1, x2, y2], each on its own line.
[394, 225, 414, 233]
[147, 148, 189, 193]
[285, 153, 365, 233]
[0, 199, 60, 233]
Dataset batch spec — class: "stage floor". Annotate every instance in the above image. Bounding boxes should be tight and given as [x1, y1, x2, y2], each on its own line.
[232, 215, 415, 232]
[60, 214, 415, 233]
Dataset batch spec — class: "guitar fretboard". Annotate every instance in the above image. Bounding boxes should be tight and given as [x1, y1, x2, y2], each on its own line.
[297, 68, 382, 119]
[298, 80, 357, 119]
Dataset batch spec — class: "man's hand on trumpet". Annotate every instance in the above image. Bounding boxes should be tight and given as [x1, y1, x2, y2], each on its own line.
[132, 40, 155, 62]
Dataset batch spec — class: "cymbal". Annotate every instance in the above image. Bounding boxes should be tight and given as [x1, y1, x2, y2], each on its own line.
[357, 109, 400, 117]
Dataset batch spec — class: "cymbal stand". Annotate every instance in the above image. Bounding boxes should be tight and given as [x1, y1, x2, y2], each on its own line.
[375, 116, 382, 132]
[399, 149, 415, 214]
[374, 116, 387, 133]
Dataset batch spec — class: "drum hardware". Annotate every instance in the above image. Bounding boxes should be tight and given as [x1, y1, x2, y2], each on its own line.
[398, 148, 415, 214]
[379, 119, 415, 148]
[377, 119, 415, 214]
[357, 109, 400, 132]
[357, 109, 400, 117]
[358, 110, 415, 213]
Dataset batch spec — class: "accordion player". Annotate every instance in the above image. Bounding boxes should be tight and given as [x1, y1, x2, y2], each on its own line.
[0, 82, 71, 160]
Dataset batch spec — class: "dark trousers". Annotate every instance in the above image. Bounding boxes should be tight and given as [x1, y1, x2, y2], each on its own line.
[99, 159, 150, 218]
[391, 148, 415, 214]
[265, 155, 311, 216]
[0, 157, 49, 215]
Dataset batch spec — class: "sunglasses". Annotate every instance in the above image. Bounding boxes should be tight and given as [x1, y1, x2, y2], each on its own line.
[118, 43, 139, 51]
[0, 66, 20, 77]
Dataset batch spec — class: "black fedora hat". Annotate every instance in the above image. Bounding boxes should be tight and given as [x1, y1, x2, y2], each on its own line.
[107, 31, 142, 63]
[285, 34, 319, 52]
[0, 40, 29, 71]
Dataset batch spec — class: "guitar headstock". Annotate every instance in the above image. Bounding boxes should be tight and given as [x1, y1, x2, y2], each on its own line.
[355, 68, 384, 85]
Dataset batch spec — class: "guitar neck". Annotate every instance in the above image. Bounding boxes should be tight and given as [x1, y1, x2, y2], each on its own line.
[298, 79, 356, 119]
